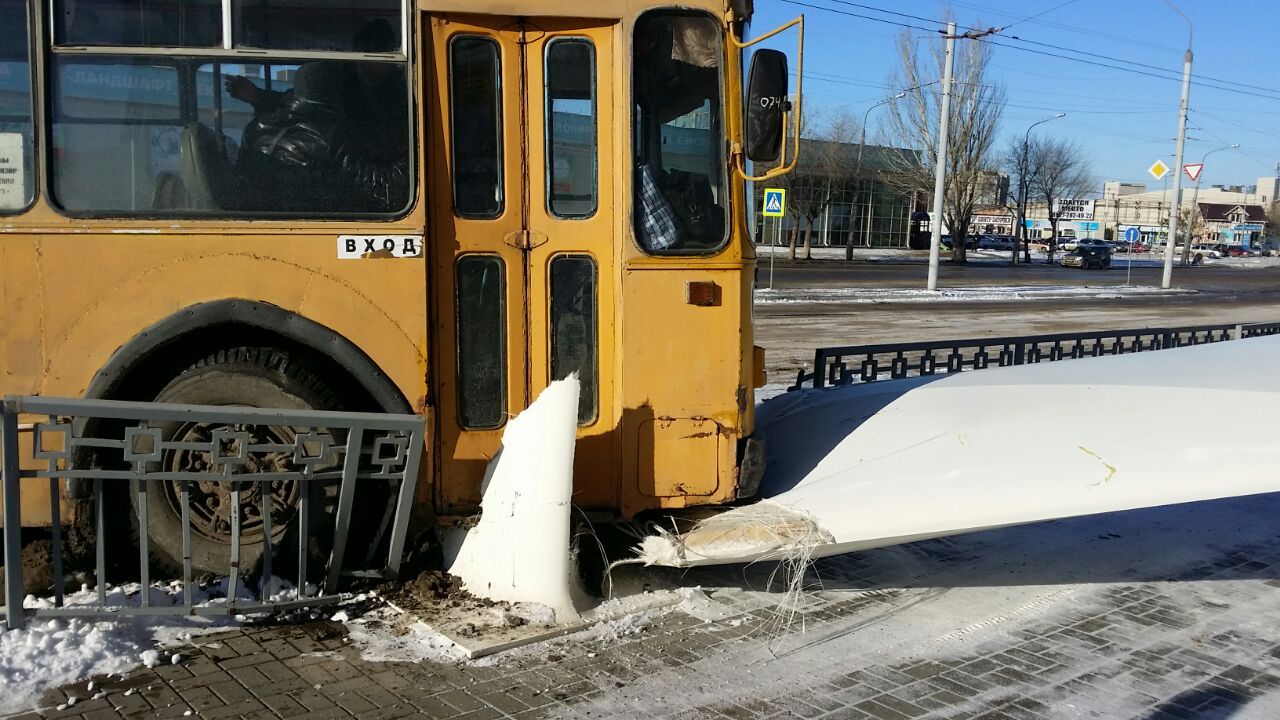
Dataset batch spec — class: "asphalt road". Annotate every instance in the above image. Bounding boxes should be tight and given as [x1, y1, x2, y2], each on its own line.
[757, 257, 1280, 295]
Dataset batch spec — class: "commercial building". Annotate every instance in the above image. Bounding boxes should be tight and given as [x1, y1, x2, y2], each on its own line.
[753, 139, 921, 249]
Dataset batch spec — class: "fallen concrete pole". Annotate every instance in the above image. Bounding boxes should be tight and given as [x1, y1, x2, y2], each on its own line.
[448, 376, 585, 620]
[639, 336, 1280, 567]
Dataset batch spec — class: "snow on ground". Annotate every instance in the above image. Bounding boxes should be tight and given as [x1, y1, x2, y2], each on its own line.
[558, 488, 1280, 718]
[755, 283, 1195, 304]
[0, 577, 311, 715]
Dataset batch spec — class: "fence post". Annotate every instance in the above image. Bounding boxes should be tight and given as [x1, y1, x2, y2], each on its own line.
[812, 350, 826, 389]
[2, 402, 25, 629]
[1231, 324, 1243, 341]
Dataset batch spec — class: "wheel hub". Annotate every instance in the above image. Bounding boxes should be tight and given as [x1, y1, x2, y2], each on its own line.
[162, 423, 304, 545]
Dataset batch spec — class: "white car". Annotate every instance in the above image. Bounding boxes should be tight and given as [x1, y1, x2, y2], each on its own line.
[1191, 244, 1222, 258]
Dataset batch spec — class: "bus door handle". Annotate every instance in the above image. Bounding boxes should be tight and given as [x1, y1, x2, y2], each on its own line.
[503, 229, 549, 250]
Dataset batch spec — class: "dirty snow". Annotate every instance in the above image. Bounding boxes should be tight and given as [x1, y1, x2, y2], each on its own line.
[0, 576, 312, 715]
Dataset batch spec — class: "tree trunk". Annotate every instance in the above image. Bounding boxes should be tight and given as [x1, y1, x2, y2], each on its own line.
[802, 221, 813, 260]
[787, 228, 797, 260]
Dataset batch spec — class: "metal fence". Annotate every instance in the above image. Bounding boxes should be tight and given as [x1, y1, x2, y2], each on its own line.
[1, 395, 425, 630]
[791, 320, 1280, 390]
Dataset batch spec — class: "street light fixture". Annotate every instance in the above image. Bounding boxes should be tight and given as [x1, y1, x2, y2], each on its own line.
[1181, 143, 1239, 265]
[1016, 113, 1066, 263]
[848, 91, 907, 258]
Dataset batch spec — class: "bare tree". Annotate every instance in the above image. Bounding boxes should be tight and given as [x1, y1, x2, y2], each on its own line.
[769, 106, 861, 260]
[881, 26, 1005, 264]
[1031, 137, 1094, 263]
[1002, 134, 1043, 263]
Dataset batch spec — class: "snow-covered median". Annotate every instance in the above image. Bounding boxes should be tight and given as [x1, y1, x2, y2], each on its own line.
[755, 284, 1195, 304]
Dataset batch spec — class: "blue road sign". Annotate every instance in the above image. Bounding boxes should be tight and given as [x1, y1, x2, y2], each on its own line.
[762, 188, 786, 217]
[1124, 226, 1141, 244]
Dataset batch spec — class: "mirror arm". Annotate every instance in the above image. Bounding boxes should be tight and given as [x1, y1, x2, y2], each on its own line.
[731, 15, 803, 182]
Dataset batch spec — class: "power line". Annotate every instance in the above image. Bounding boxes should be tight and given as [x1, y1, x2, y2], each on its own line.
[779, 0, 1280, 103]
[996, 0, 1084, 31]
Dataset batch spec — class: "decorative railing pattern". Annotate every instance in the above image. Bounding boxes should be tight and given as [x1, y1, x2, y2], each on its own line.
[1, 396, 425, 630]
[790, 321, 1280, 390]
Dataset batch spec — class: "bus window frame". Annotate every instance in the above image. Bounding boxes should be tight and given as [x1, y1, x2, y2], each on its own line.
[543, 36, 598, 221]
[447, 33, 505, 221]
[0, 1, 38, 216]
[39, 1, 418, 222]
[629, 9, 731, 258]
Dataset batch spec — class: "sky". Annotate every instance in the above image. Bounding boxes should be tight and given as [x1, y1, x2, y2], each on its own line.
[750, 0, 1280, 196]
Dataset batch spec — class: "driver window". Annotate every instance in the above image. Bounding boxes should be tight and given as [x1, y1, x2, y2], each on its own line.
[632, 12, 727, 254]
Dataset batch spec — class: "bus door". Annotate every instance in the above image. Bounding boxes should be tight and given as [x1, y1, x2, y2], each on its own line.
[426, 15, 618, 511]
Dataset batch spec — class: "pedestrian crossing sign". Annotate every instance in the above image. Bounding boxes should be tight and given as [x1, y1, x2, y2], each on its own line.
[763, 188, 786, 217]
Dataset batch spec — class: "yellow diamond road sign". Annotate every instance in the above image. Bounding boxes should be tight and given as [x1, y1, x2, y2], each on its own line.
[1148, 159, 1170, 180]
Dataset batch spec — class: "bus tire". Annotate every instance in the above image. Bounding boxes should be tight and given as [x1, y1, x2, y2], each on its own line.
[136, 347, 341, 579]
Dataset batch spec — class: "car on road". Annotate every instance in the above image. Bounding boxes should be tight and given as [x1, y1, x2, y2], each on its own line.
[978, 235, 1016, 251]
[1065, 238, 1109, 254]
[1227, 245, 1262, 257]
[942, 235, 978, 250]
[1191, 244, 1222, 259]
[1060, 243, 1112, 269]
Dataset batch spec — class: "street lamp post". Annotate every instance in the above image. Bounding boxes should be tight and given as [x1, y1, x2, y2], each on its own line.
[1161, 0, 1193, 289]
[1017, 113, 1066, 263]
[1182, 144, 1239, 264]
[848, 92, 906, 259]
[926, 22, 956, 292]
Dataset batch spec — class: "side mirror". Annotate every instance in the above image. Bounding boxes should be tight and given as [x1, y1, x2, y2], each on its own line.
[745, 49, 788, 162]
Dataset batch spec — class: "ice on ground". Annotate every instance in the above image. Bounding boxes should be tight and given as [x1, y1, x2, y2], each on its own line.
[640, 335, 1280, 568]
[448, 376, 587, 622]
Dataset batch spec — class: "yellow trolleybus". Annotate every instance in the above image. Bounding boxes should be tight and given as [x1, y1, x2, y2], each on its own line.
[0, 0, 799, 572]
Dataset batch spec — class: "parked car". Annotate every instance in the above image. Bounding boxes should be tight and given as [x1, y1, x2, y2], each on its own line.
[1227, 245, 1262, 257]
[1191, 244, 1222, 259]
[1072, 238, 1109, 253]
[978, 235, 1015, 251]
[1060, 243, 1112, 270]
[1058, 237, 1081, 252]
[941, 235, 978, 250]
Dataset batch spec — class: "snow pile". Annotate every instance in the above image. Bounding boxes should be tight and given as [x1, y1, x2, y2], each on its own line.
[1, 575, 316, 714]
[0, 616, 153, 714]
[448, 376, 586, 622]
[640, 335, 1280, 568]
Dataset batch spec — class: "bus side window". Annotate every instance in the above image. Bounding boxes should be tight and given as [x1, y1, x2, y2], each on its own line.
[456, 256, 507, 429]
[550, 255, 599, 425]
[50, 58, 184, 212]
[0, 1, 35, 212]
[449, 36, 504, 219]
[234, 0, 402, 52]
[56, 0, 221, 47]
[545, 39, 597, 219]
